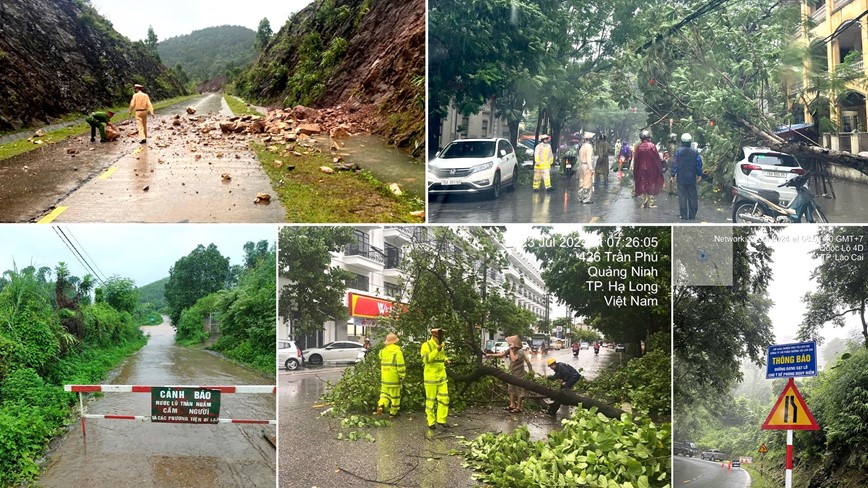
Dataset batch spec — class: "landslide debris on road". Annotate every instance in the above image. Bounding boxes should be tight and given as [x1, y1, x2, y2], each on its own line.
[234, 0, 424, 155]
[0, 0, 185, 131]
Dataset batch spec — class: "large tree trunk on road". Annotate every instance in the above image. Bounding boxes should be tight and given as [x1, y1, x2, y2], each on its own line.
[736, 117, 868, 176]
[448, 365, 626, 419]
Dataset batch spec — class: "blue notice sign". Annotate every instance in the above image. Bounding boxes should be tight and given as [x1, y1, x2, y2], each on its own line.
[766, 342, 817, 379]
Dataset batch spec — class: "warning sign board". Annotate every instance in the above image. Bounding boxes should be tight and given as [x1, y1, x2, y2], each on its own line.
[762, 378, 818, 430]
[766, 342, 817, 379]
[758, 443, 768, 454]
[151, 387, 220, 424]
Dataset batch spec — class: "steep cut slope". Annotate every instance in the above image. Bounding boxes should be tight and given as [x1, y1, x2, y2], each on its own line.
[235, 0, 423, 152]
[158, 25, 256, 83]
[0, 0, 186, 131]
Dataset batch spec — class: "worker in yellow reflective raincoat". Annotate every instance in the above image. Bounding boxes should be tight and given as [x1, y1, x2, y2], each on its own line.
[375, 333, 405, 416]
[533, 134, 554, 191]
[421, 328, 449, 428]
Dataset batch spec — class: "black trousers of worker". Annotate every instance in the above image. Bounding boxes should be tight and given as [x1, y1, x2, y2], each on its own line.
[548, 376, 581, 414]
[678, 182, 698, 220]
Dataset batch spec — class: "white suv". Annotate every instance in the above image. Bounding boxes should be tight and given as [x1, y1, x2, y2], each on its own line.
[428, 138, 517, 198]
[733, 147, 805, 205]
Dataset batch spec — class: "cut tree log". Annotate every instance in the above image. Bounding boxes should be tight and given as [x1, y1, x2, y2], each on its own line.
[448, 365, 626, 419]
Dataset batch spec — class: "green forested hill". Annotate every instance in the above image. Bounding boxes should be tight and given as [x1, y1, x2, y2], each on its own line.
[137, 276, 168, 310]
[157, 25, 256, 83]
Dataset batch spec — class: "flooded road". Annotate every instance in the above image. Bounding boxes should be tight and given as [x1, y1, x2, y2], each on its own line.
[39, 320, 275, 488]
[0, 93, 284, 223]
[279, 347, 618, 487]
[316, 133, 424, 197]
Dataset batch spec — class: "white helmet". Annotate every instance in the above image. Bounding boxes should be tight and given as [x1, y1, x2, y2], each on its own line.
[681, 133, 693, 144]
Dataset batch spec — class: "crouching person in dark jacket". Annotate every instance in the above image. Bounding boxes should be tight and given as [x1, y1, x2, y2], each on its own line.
[546, 358, 581, 416]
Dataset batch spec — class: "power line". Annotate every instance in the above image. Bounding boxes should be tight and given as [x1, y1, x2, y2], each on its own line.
[64, 227, 107, 282]
[53, 227, 106, 287]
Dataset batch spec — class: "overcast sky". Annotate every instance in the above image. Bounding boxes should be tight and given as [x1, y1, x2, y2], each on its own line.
[765, 226, 861, 344]
[88, 0, 310, 41]
[0, 225, 275, 288]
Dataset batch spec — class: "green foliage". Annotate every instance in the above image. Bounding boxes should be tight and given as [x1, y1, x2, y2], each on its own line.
[175, 293, 221, 345]
[278, 227, 354, 339]
[209, 242, 276, 373]
[460, 409, 670, 487]
[158, 25, 256, 82]
[588, 333, 672, 420]
[811, 345, 868, 456]
[80, 302, 139, 347]
[98, 276, 138, 314]
[164, 244, 230, 327]
[255, 18, 273, 51]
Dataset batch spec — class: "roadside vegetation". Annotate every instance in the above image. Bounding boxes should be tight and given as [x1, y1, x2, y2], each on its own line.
[0, 264, 146, 486]
[165, 241, 276, 375]
[252, 141, 424, 222]
[0, 95, 199, 163]
[223, 94, 262, 117]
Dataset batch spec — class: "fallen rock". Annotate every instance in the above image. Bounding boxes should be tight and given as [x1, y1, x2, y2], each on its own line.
[66, 148, 78, 155]
[334, 163, 360, 171]
[389, 183, 403, 196]
[291, 105, 319, 120]
[142, 185, 150, 191]
[221, 173, 232, 181]
[409, 210, 425, 218]
[329, 125, 352, 139]
[186, 106, 196, 114]
[273, 160, 283, 168]
[296, 123, 322, 136]
[254, 192, 271, 204]
[34, 129, 45, 137]
[319, 166, 334, 174]
[172, 119, 181, 126]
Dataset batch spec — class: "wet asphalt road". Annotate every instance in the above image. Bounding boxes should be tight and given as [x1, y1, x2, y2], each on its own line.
[39, 321, 276, 488]
[279, 347, 617, 487]
[427, 169, 868, 224]
[0, 93, 285, 223]
[674, 456, 750, 488]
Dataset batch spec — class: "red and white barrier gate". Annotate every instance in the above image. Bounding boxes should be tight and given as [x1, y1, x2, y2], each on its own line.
[65, 384, 276, 437]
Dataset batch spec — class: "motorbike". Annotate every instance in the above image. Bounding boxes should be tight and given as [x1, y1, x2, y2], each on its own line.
[593, 345, 600, 356]
[562, 155, 576, 179]
[572, 344, 580, 358]
[731, 172, 828, 223]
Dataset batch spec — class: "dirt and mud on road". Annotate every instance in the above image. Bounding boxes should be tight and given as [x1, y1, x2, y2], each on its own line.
[0, 93, 285, 223]
[39, 320, 275, 488]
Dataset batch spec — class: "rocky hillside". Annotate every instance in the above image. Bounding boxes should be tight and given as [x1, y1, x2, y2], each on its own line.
[158, 25, 256, 83]
[234, 0, 424, 154]
[0, 0, 186, 131]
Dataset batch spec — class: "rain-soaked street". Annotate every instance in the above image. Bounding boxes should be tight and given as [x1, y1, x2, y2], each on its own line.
[279, 346, 617, 487]
[428, 169, 868, 224]
[39, 320, 276, 488]
[0, 93, 285, 223]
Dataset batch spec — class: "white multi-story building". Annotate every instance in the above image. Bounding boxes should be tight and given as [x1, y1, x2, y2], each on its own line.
[279, 226, 549, 348]
[434, 101, 512, 152]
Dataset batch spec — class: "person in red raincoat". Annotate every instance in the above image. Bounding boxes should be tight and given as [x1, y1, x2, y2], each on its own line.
[633, 129, 665, 208]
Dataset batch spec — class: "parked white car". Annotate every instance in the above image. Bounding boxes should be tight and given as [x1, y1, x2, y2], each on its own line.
[733, 147, 805, 205]
[302, 341, 367, 366]
[278, 340, 303, 371]
[428, 138, 517, 199]
[492, 341, 510, 354]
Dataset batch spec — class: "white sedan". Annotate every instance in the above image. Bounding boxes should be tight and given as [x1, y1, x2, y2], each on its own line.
[303, 341, 367, 366]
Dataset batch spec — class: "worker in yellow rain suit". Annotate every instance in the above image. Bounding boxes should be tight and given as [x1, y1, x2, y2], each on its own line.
[533, 134, 553, 191]
[421, 328, 449, 429]
[375, 333, 405, 416]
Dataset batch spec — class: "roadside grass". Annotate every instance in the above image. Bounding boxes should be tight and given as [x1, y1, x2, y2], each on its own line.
[744, 464, 777, 487]
[251, 141, 424, 223]
[223, 94, 262, 116]
[0, 94, 198, 163]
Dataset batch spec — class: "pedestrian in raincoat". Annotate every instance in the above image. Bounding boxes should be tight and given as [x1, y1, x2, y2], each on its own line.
[533, 134, 554, 191]
[617, 140, 633, 174]
[578, 133, 595, 203]
[129, 83, 154, 144]
[595, 134, 611, 187]
[671, 132, 703, 220]
[665, 133, 679, 195]
[546, 358, 581, 416]
[421, 328, 450, 428]
[375, 333, 405, 417]
[85, 110, 115, 143]
[633, 129, 665, 208]
[485, 335, 534, 413]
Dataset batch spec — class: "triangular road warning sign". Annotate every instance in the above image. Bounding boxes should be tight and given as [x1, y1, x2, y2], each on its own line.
[762, 378, 819, 430]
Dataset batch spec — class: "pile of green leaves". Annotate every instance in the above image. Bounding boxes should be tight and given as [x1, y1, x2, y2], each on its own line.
[460, 409, 671, 488]
[587, 333, 672, 420]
